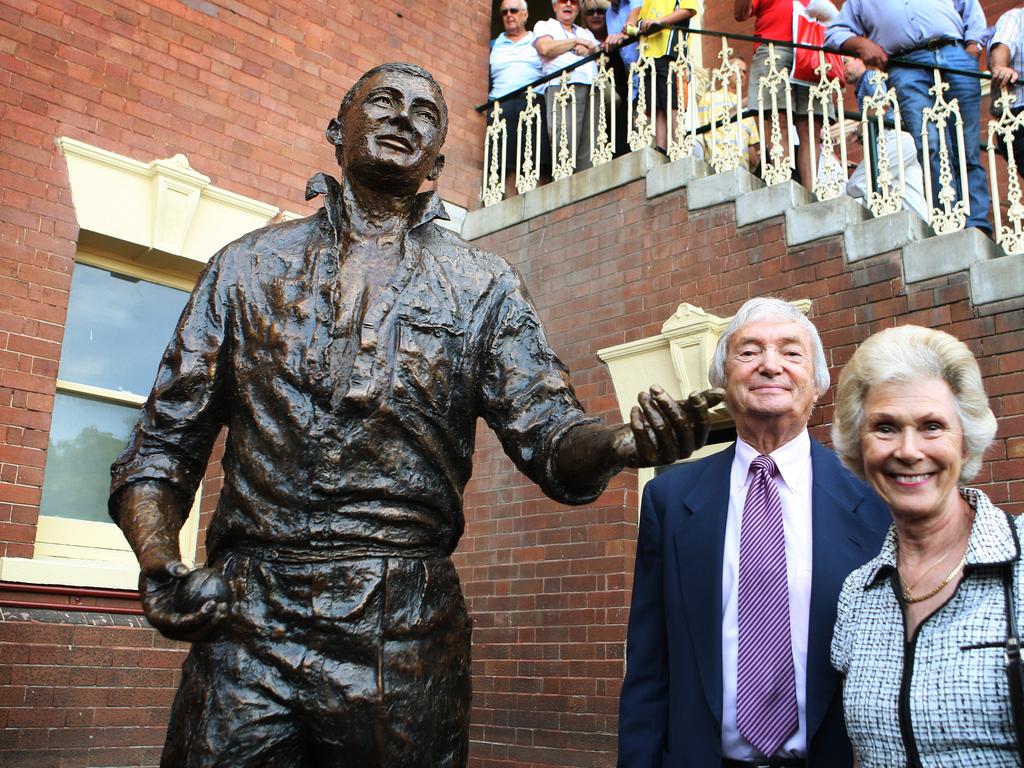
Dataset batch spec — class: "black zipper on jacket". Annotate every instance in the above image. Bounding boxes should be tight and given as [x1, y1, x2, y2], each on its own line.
[893, 569, 923, 768]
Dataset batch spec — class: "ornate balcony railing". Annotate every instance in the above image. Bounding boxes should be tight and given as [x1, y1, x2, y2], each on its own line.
[479, 27, 1023, 256]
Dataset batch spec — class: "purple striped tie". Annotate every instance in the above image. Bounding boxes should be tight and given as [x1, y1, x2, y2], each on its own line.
[736, 454, 798, 758]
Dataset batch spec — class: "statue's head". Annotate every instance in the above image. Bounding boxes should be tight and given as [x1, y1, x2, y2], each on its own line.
[327, 63, 448, 191]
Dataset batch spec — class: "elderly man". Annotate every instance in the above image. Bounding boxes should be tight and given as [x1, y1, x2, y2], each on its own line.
[490, 0, 549, 195]
[618, 297, 890, 768]
[534, 0, 602, 171]
[825, 0, 991, 233]
[109, 62, 719, 768]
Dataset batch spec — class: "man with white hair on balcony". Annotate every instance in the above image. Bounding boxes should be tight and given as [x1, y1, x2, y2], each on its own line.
[534, 0, 602, 171]
[825, 0, 992, 234]
[490, 0, 550, 196]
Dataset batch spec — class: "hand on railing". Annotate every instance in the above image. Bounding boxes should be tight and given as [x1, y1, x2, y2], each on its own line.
[842, 36, 887, 70]
[991, 65, 1020, 91]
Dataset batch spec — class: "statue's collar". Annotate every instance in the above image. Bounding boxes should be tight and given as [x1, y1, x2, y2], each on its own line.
[304, 172, 450, 242]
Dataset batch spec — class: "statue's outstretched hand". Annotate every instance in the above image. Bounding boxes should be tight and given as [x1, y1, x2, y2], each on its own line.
[615, 386, 725, 467]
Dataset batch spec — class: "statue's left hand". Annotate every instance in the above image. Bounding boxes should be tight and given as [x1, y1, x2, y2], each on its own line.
[616, 386, 725, 467]
[139, 561, 231, 643]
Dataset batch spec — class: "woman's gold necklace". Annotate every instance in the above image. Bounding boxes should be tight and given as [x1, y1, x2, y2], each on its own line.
[901, 549, 968, 604]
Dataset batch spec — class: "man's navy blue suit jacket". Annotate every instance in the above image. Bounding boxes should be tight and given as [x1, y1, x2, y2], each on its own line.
[617, 439, 891, 768]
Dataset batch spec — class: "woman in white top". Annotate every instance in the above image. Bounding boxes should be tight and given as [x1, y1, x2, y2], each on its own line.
[533, 0, 601, 171]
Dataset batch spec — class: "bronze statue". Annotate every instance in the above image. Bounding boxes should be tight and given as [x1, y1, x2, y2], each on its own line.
[109, 62, 722, 768]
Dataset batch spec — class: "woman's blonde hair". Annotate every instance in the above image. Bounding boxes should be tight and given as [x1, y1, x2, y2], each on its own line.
[831, 325, 997, 483]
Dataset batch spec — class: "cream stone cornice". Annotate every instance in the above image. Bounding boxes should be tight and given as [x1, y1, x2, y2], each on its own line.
[57, 137, 297, 269]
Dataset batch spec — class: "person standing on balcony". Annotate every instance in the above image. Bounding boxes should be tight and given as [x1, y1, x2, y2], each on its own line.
[625, 0, 698, 151]
[842, 56, 929, 221]
[825, 0, 992, 234]
[534, 0, 602, 171]
[735, 0, 816, 188]
[697, 56, 761, 172]
[489, 0, 550, 196]
[989, 4, 1024, 178]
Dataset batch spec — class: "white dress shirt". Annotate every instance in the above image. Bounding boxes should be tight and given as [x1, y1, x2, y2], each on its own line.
[721, 431, 814, 760]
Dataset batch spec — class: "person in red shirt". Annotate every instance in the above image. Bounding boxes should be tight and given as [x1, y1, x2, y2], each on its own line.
[735, 0, 814, 186]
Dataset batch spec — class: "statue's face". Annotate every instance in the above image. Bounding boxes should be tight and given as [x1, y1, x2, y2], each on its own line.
[335, 70, 446, 188]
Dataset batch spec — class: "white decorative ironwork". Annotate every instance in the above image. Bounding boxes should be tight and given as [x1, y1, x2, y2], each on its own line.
[754, 43, 795, 186]
[590, 54, 617, 167]
[703, 37, 746, 174]
[921, 69, 969, 234]
[551, 71, 577, 180]
[988, 86, 1024, 255]
[806, 50, 847, 201]
[628, 55, 656, 151]
[858, 70, 905, 218]
[666, 33, 699, 162]
[515, 87, 543, 195]
[482, 100, 506, 207]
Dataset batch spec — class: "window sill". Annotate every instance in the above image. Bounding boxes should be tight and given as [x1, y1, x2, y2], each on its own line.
[0, 556, 139, 590]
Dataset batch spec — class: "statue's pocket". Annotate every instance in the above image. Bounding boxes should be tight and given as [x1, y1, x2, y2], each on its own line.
[393, 317, 465, 411]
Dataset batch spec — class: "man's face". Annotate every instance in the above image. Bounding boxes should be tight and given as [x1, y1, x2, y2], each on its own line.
[843, 55, 865, 85]
[500, 1, 527, 35]
[553, 0, 580, 25]
[723, 320, 822, 437]
[330, 70, 446, 188]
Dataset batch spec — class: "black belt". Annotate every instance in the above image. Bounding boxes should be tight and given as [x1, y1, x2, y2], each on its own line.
[896, 37, 960, 56]
[722, 759, 806, 768]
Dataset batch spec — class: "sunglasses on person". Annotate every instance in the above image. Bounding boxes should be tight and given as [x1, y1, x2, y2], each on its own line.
[556, 0, 580, 5]
[584, 7, 605, 14]
[500, 7, 523, 14]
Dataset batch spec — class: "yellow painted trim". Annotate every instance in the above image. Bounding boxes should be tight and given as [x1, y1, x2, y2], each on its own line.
[57, 136, 298, 269]
[76, 250, 196, 292]
[56, 379, 148, 406]
[0, 556, 140, 590]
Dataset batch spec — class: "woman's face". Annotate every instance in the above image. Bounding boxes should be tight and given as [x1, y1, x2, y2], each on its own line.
[860, 378, 965, 522]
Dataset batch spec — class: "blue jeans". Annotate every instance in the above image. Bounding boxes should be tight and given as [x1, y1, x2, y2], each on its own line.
[886, 44, 991, 232]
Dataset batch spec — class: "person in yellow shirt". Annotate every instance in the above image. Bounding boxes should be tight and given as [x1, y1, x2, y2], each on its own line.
[627, 0, 698, 148]
[698, 57, 761, 172]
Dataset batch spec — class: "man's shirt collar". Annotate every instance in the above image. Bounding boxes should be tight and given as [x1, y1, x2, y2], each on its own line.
[304, 171, 450, 244]
[732, 428, 812, 496]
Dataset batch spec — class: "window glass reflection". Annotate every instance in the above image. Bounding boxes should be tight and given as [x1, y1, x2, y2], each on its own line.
[57, 263, 189, 396]
[39, 392, 141, 522]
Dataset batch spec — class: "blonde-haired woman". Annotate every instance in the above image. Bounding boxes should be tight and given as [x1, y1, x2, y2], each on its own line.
[830, 325, 1020, 767]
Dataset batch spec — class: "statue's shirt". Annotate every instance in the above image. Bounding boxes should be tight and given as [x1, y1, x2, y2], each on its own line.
[110, 174, 603, 560]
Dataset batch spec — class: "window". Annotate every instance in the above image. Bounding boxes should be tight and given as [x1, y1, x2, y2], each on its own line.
[8, 253, 201, 588]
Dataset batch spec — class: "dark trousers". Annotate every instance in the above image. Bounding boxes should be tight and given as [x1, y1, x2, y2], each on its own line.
[161, 553, 472, 768]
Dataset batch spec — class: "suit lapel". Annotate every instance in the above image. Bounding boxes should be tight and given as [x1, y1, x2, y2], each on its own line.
[805, 440, 876, 742]
[672, 445, 734, 724]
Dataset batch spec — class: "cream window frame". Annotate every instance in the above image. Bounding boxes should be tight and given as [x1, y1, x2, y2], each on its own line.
[0, 139, 302, 591]
[0, 253, 202, 590]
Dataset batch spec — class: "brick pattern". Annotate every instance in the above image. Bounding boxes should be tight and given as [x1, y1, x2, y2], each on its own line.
[0, 610, 186, 768]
